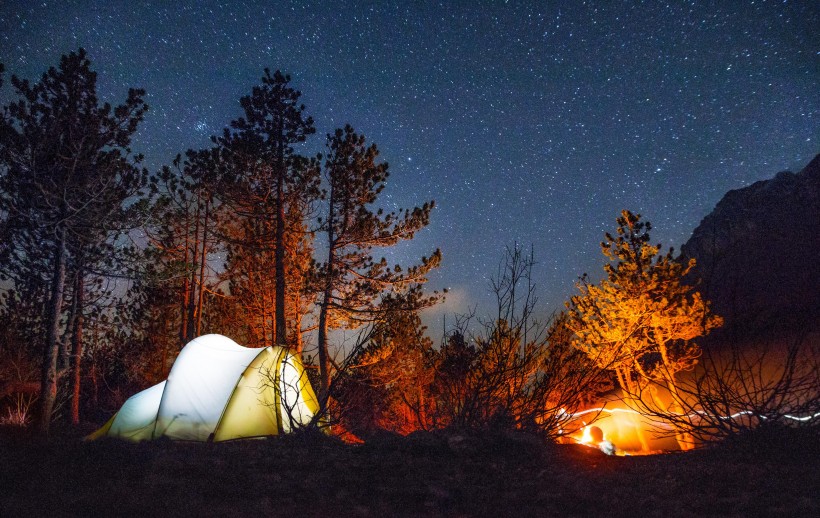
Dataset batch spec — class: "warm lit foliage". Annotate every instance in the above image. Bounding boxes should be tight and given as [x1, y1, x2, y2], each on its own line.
[567, 210, 722, 448]
[336, 292, 436, 436]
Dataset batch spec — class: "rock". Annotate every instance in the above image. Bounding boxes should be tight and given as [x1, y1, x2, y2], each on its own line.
[681, 154, 820, 342]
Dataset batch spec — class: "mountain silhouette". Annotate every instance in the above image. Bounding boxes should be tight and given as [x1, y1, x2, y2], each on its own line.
[681, 154, 820, 343]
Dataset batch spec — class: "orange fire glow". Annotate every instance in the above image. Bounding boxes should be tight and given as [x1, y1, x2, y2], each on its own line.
[566, 406, 681, 455]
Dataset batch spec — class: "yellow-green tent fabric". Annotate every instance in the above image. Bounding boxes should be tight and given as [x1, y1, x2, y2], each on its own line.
[89, 334, 320, 441]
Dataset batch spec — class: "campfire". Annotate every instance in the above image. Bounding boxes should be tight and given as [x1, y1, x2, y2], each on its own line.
[563, 405, 681, 455]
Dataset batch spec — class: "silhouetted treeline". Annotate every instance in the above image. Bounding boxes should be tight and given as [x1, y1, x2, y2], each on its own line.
[2, 50, 815, 445]
[0, 50, 440, 433]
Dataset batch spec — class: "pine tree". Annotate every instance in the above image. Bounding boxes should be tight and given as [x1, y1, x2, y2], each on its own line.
[217, 69, 318, 347]
[566, 210, 722, 449]
[317, 125, 441, 400]
[0, 49, 148, 433]
[146, 149, 228, 348]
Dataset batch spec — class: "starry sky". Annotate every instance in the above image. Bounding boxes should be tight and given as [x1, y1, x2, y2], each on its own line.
[1, 0, 817, 323]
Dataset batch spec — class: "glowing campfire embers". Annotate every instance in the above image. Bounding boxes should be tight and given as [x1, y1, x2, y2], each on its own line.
[575, 425, 617, 455]
[562, 406, 679, 455]
[564, 406, 820, 455]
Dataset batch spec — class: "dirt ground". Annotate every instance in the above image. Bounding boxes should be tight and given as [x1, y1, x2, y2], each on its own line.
[1, 426, 817, 517]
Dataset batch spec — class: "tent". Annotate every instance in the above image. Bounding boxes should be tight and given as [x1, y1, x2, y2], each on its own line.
[89, 334, 321, 441]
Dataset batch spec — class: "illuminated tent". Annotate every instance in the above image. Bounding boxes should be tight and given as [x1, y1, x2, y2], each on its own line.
[89, 334, 320, 441]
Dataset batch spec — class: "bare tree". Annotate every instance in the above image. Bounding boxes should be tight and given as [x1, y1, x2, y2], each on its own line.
[627, 332, 819, 445]
[428, 245, 608, 439]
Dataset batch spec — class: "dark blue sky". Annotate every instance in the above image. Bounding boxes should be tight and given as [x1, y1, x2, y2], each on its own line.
[2, 0, 817, 322]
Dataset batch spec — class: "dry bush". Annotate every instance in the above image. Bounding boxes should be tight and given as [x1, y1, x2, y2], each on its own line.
[625, 331, 820, 445]
[331, 246, 608, 441]
[425, 246, 607, 438]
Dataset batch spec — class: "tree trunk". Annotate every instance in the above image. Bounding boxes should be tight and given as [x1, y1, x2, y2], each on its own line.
[317, 295, 331, 401]
[658, 343, 695, 450]
[180, 216, 191, 348]
[664, 374, 695, 451]
[186, 200, 202, 342]
[294, 327, 303, 355]
[196, 200, 209, 337]
[61, 280, 78, 371]
[38, 231, 67, 435]
[274, 129, 287, 346]
[317, 186, 336, 401]
[615, 367, 631, 395]
[70, 269, 84, 425]
[265, 269, 273, 347]
[90, 362, 99, 406]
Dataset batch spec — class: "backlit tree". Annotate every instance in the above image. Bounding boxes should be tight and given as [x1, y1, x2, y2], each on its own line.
[217, 69, 318, 347]
[0, 50, 148, 433]
[316, 125, 441, 400]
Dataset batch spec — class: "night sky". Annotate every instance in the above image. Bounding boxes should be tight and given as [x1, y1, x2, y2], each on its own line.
[1, 0, 817, 323]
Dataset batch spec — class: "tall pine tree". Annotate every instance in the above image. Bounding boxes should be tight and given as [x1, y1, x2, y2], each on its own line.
[217, 69, 318, 347]
[566, 210, 722, 449]
[317, 125, 441, 399]
[0, 49, 148, 433]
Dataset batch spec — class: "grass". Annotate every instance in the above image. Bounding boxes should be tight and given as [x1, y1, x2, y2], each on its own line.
[0, 425, 817, 517]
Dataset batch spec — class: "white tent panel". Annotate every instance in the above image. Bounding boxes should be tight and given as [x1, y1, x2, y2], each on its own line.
[108, 380, 166, 441]
[154, 334, 266, 440]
